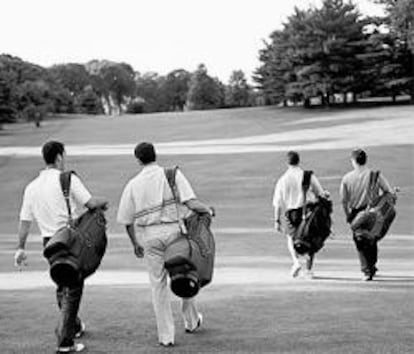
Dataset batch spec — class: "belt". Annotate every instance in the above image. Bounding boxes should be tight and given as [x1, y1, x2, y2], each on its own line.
[137, 221, 179, 228]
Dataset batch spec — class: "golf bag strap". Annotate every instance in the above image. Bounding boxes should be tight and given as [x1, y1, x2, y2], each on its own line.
[164, 166, 188, 235]
[367, 170, 380, 208]
[301, 170, 313, 220]
[60, 171, 74, 226]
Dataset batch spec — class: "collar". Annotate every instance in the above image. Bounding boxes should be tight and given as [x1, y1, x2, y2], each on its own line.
[41, 167, 60, 174]
[142, 162, 159, 171]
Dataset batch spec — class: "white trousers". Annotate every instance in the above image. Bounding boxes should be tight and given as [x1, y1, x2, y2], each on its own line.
[142, 224, 200, 344]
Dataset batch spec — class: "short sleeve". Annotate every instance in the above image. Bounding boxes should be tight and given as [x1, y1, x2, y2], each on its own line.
[117, 182, 136, 225]
[19, 186, 34, 221]
[175, 169, 196, 203]
[70, 174, 92, 206]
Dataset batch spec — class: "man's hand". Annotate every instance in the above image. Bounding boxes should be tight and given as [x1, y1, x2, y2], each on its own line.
[134, 244, 144, 258]
[274, 219, 282, 233]
[14, 248, 28, 270]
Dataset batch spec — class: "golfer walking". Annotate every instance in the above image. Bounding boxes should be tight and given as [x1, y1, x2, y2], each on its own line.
[340, 149, 394, 281]
[117, 142, 213, 347]
[273, 151, 327, 279]
[14, 141, 108, 353]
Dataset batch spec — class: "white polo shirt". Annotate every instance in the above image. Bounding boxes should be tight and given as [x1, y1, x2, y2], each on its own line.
[117, 163, 196, 227]
[273, 166, 324, 220]
[19, 168, 91, 238]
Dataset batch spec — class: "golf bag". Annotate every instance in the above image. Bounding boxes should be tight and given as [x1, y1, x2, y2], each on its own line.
[163, 167, 215, 298]
[290, 171, 333, 255]
[43, 171, 107, 286]
[351, 171, 397, 243]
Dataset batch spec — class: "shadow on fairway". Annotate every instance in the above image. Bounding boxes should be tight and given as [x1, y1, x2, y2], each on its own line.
[313, 276, 360, 282]
[314, 275, 414, 283]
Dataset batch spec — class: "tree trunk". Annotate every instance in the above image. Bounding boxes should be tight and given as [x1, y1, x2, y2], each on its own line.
[283, 99, 288, 107]
[352, 92, 357, 103]
[409, 52, 414, 103]
[343, 93, 347, 105]
[304, 98, 311, 108]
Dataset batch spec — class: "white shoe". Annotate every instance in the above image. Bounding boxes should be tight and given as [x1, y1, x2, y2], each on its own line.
[185, 313, 203, 333]
[159, 342, 174, 347]
[305, 270, 314, 280]
[56, 343, 85, 353]
[362, 274, 373, 281]
[290, 263, 301, 278]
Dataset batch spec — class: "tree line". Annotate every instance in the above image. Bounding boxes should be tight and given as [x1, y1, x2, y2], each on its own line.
[254, 0, 414, 107]
[0, 58, 256, 126]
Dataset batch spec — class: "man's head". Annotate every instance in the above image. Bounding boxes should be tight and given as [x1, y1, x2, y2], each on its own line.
[42, 141, 65, 169]
[351, 148, 367, 168]
[134, 142, 156, 165]
[287, 150, 300, 166]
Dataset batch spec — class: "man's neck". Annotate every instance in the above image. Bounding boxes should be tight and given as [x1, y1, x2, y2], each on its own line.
[354, 165, 367, 172]
[45, 164, 62, 171]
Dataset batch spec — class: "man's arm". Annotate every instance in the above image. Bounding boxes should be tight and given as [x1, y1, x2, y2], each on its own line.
[273, 180, 283, 231]
[184, 199, 214, 216]
[378, 173, 393, 194]
[175, 169, 214, 215]
[85, 196, 108, 210]
[125, 224, 144, 258]
[14, 220, 31, 268]
[311, 175, 326, 197]
[339, 180, 351, 223]
[71, 174, 108, 210]
[341, 201, 351, 223]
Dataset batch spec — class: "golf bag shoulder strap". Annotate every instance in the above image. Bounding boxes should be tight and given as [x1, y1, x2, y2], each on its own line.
[302, 170, 313, 192]
[367, 170, 380, 207]
[60, 171, 76, 225]
[301, 170, 313, 220]
[164, 166, 187, 235]
[165, 166, 179, 200]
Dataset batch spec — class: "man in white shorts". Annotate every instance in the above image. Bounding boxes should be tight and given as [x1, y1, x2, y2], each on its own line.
[117, 142, 213, 347]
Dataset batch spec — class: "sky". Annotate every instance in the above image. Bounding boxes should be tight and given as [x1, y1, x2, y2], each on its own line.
[1, 0, 385, 83]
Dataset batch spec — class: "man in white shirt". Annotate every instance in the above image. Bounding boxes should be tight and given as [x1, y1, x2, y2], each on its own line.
[340, 148, 393, 281]
[14, 141, 108, 353]
[273, 151, 326, 279]
[117, 142, 213, 347]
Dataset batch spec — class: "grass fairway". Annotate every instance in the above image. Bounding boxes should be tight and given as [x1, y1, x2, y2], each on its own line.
[0, 106, 413, 353]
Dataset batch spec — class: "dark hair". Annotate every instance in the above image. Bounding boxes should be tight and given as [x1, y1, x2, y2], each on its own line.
[134, 142, 156, 165]
[287, 151, 300, 166]
[42, 141, 65, 165]
[351, 149, 367, 165]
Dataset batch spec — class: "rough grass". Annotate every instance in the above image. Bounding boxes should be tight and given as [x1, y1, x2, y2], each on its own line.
[1, 281, 413, 354]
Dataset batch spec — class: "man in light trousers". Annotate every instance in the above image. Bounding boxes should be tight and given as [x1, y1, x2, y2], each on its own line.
[273, 151, 328, 279]
[117, 142, 214, 347]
